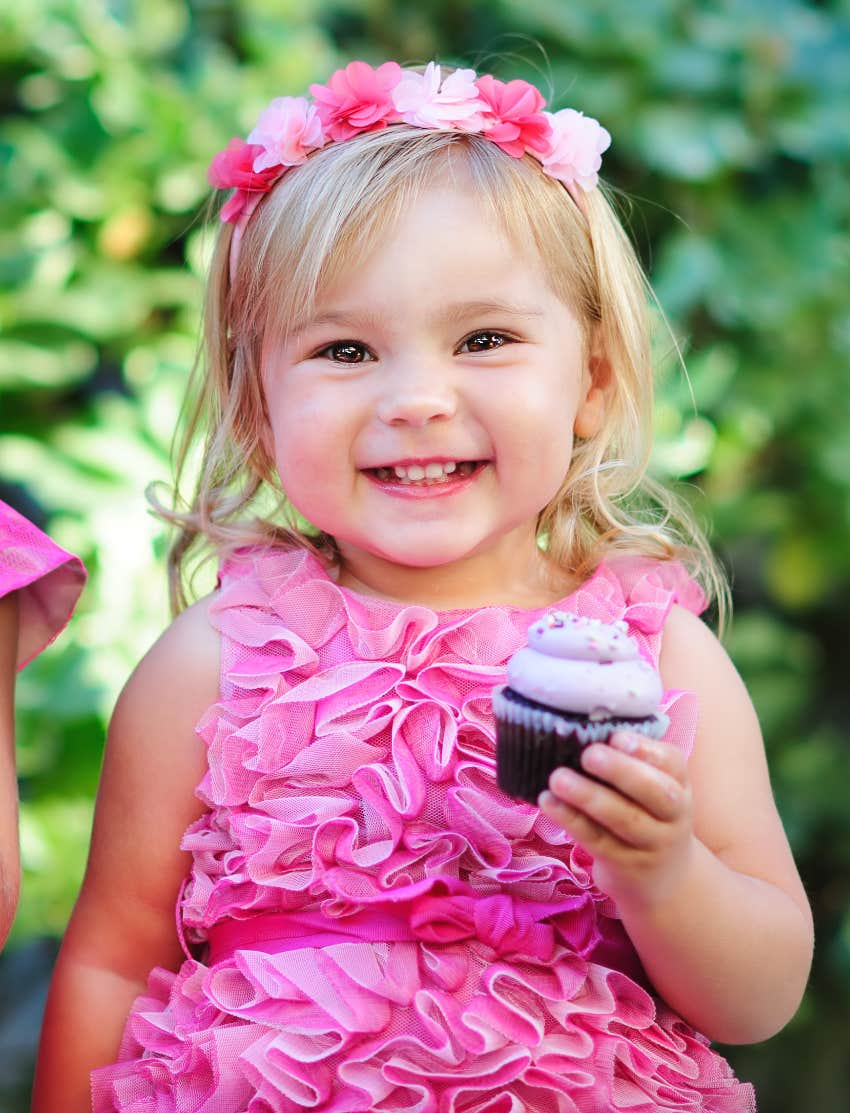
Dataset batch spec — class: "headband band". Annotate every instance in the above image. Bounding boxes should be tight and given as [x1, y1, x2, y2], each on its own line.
[208, 61, 611, 280]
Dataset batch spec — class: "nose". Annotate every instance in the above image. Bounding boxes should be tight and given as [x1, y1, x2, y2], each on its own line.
[375, 359, 458, 427]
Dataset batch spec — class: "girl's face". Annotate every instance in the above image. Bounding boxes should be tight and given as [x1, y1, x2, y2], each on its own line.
[262, 181, 606, 605]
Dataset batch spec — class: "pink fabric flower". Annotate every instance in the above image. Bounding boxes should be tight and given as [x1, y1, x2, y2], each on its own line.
[540, 108, 612, 191]
[247, 95, 325, 172]
[209, 62, 614, 252]
[475, 75, 552, 158]
[208, 138, 281, 223]
[310, 60, 403, 141]
[392, 62, 487, 131]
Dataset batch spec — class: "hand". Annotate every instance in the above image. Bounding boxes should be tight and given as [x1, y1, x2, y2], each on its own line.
[538, 731, 695, 908]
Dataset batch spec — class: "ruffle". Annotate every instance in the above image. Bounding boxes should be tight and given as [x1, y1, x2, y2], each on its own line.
[0, 499, 86, 670]
[94, 545, 752, 1111]
[92, 946, 753, 1112]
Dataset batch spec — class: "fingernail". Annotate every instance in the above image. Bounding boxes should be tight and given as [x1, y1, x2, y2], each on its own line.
[581, 743, 608, 770]
[549, 766, 579, 792]
[610, 732, 639, 754]
[538, 790, 554, 809]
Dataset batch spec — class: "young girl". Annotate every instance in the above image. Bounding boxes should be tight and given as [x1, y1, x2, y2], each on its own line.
[34, 61, 812, 1112]
[0, 498, 86, 947]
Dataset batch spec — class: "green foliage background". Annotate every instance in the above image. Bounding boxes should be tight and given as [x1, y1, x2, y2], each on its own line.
[1, 0, 849, 1108]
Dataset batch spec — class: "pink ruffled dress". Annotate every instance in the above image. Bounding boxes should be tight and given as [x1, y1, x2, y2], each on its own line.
[0, 498, 86, 669]
[91, 546, 755, 1113]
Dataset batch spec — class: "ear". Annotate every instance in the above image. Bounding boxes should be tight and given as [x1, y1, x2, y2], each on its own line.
[573, 335, 611, 440]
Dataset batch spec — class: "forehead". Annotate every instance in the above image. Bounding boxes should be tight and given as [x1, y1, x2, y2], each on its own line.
[302, 190, 579, 345]
[323, 181, 546, 294]
[258, 136, 589, 341]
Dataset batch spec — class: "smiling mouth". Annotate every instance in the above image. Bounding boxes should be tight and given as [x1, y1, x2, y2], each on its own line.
[366, 461, 485, 485]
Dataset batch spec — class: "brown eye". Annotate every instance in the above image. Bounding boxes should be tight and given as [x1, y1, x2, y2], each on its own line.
[319, 341, 372, 363]
[459, 331, 510, 353]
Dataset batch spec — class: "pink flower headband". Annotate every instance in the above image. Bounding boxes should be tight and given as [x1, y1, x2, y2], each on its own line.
[208, 61, 611, 278]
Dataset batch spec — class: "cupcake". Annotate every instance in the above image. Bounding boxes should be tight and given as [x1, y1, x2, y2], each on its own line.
[493, 611, 669, 803]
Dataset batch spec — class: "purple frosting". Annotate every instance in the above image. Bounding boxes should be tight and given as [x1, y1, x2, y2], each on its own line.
[507, 611, 662, 719]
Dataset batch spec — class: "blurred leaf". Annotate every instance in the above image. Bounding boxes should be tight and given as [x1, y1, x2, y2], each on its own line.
[0, 339, 97, 389]
[14, 798, 93, 941]
[634, 106, 760, 179]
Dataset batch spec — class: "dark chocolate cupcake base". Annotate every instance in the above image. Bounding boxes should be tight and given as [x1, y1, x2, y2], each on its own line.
[493, 686, 668, 804]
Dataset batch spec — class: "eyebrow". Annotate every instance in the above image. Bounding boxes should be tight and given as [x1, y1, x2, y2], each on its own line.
[442, 300, 547, 324]
[293, 299, 547, 335]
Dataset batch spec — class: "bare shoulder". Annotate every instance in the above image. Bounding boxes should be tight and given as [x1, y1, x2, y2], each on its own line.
[118, 592, 221, 716]
[105, 593, 220, 783]
[134, 591, 220, 683]
[658, 603, 749, 700]
[101, 592, 221, 849]
[69, 593, 221, 974]
[659, 604, 809, 913]
[659, 603, 766, 827]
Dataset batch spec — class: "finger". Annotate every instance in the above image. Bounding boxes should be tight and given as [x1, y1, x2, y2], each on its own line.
[538, 788, 609, 848]
[579, 742, 687, 824]
[546, 765, 660, 849]
[609, 731, 689, 784]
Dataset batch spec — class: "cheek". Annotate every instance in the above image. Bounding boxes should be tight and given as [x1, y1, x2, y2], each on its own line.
[265, 377, 324, 463]
[269, 417, 319, 485]
[265, 391, 355, 528]
[501, 390, 579, 500]
[264, 405, 314, 499]
[500, 377, 579, 453]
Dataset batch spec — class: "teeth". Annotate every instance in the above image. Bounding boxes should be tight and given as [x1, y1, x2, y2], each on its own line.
[377, 461, 471, 483]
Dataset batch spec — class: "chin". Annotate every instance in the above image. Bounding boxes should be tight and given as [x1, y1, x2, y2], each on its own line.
[375, 547, 470, 570]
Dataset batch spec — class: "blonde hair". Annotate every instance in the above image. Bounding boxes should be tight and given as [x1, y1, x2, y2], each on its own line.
[155, 125, 727, 623]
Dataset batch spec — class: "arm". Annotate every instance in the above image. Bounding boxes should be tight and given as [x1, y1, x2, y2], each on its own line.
[32, 596, 219, 1113]
[0, 592, 20, 947]
[540, 604, 813, 1044]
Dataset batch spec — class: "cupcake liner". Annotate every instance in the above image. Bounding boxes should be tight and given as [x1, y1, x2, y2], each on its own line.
[493, 686, 669, 804]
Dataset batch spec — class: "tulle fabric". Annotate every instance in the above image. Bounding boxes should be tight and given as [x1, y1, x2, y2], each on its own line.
[91, 547, 754, 1112]
[0, 498, 86, 669]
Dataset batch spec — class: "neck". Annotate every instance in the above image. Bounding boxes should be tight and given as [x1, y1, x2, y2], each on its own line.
[334, 538, 576, 612]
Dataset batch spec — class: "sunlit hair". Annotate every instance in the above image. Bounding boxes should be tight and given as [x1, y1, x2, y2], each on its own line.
[154, 125, 728, 624]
